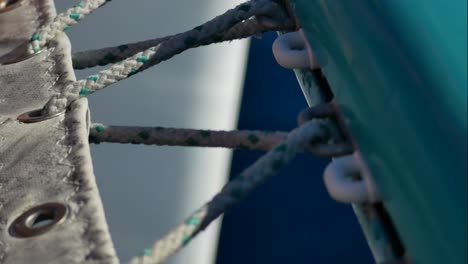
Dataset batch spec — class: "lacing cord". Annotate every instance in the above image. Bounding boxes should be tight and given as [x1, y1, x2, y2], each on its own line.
[90, 124, 290, 151]
[25, 1, 329, 263]
[87, 108, 351, 264]
[38, 0, 294, 116]
[124, 120, 331, 264]
[72, 11, 294, 69]
[20, 0, 401, 260]
[88, 123, 348, 156]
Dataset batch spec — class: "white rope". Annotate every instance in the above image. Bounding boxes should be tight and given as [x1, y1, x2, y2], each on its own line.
[40, 46, 159, 115]
[128, 120, 330, 264]
[73, 14, 294, 69]
[40, 0, 292, 116]
[25, 2, 323, 264]
[29, 0, 109, 53]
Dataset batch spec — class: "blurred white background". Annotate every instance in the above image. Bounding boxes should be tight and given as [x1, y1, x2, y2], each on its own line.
[54, 1, 249, 263]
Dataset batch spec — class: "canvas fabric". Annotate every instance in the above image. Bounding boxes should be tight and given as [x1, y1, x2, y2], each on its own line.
[0, 0, 117, 263]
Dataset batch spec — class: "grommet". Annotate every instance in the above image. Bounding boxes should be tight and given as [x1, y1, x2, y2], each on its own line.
[0, 48, 43, 65]
[0, 0, 22, 13]
[17, 108, 65, 123]
[10, 202, 67, 238]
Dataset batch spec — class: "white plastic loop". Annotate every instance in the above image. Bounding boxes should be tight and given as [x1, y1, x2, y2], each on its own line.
[323, 155, 372, 203]
[272, 29, 319, 69]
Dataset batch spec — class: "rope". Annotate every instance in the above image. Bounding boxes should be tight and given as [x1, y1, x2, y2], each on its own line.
[41, 46, 159, 115]
[128, 120, 330, 264]
[40, 0, 292, 116]
[89, 124, 289, 151]
[88, 123, 339, 155]
[73, 14, 294, 69]
[136, 0, 284, 73]
[26, 2, 319, 264]
[29, 0, 110, 53]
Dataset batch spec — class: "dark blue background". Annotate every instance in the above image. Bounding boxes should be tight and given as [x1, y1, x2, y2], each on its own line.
[216, 33, 373, 264]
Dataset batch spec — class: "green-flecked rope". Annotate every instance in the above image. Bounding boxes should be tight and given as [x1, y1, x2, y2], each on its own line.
[41, 46, 158, 115]
[72, 7, 294, 69]
[88, 124, 334, 154]
[137, 0, 282, 73]
[40, 0, 292, 116]
[29, 0, 110, 54]
[128, 120, 330, 264]
[89, 124, 288, 151]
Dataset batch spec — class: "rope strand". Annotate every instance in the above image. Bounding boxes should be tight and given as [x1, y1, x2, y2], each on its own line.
[88, 123, 336, 155]
[73, 14, 294, 69]
[89, 124, 289, 151]
[139, 0, 284, 72]
[128, 120, 329, 264]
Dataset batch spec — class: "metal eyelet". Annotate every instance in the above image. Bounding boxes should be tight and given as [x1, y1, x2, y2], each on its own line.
[10, 203, 67, 238]
[17, 108, 65, 123]
[0, 48, 43, 65]
[0, 39, 44, 65]
[0, 0, 21, 13]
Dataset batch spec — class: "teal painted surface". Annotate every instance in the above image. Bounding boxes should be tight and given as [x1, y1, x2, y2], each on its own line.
[291, 1, 467, 264]
[352, 204, 396, 263]
[293, 68, 399, 263]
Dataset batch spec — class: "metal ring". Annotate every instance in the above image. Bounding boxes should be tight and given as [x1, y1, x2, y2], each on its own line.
[0, 0, 22, 13]
[1, 48, 43, 65]
[10, 203, 67, 238]
[17, 107, 65, 123]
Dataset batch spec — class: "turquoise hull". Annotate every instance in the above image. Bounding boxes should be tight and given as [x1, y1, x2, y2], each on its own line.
[292, 1, 467, 263]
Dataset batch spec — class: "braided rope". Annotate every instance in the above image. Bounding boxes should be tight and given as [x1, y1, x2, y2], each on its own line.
[89, 123, 289, 151]
[29, 0, 109, 53]
[40, 0, 292, 116]
[138, 0, 280, 72]
[41, 47, 158, 115]
[128, 120, 330, 264]
[26, 2, 318, 263]
[88, 123, 341, 155]
[73, 14, 294, 69]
